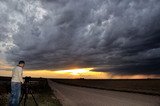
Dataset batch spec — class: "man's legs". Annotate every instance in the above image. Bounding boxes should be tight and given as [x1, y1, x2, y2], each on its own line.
[9, 82, 21, 106]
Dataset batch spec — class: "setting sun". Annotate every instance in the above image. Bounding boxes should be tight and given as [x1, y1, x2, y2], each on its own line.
[54, 68, 93, 75]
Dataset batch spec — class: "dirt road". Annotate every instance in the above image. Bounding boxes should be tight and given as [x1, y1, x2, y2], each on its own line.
[48, 80, 160, 106]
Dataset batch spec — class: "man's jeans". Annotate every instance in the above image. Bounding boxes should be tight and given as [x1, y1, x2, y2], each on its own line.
[9, 82, 21, 106]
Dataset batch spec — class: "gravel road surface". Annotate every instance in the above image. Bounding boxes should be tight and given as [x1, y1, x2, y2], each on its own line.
[48, 80, 160, 106]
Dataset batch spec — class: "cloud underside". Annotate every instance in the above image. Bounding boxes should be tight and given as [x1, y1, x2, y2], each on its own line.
[0, 0, 160, 75]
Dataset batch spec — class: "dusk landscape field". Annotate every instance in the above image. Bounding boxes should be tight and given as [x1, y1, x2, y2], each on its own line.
[1, 76, 160, 106]
[52, 78, 160, 95]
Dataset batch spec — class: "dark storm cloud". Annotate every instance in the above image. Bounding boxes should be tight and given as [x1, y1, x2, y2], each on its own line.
[1, 0, 160, 75]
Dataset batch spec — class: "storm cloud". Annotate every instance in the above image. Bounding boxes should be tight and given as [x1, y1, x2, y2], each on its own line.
[0, 0, 160, 75]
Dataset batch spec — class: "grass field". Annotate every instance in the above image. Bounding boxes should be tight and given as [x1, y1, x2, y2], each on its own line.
[51, 78, 160, 96]
[1, 76, 160, 106]
[0, 76, 61, 106]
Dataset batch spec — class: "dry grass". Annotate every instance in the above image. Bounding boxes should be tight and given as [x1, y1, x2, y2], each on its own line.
[0, 77, 61, 106]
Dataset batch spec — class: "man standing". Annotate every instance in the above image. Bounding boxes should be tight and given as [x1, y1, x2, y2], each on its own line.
[9, 61, 25, 106]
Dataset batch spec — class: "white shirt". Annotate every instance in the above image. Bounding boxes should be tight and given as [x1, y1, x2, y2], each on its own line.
[11, 66, 24, 83]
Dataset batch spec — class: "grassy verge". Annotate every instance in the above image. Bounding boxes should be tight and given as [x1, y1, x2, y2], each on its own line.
[0, 77, 61, 106]
[0, 94, 8, 106]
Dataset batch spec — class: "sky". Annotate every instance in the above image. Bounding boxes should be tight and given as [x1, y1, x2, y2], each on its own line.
[0, 0, 160, 79]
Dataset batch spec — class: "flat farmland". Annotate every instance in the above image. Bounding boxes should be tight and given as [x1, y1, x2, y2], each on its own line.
[51, 79, 160, 95]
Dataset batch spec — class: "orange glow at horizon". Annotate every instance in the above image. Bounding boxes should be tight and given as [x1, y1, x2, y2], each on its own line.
[54, 68, 92, 75]
[0, 67, 160, 79]
[0, 68, 109, 79]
